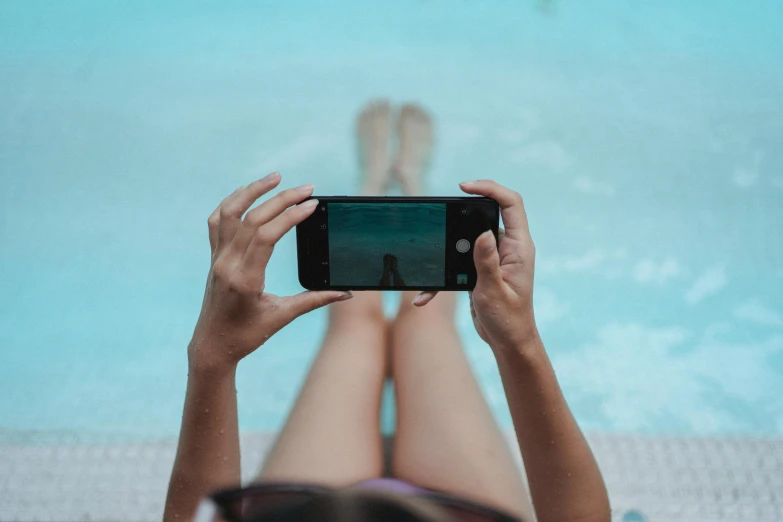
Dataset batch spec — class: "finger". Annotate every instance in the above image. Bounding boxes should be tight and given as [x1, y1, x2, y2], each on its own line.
[473, 230, 503, 289]
[459, 180, 530, 241]
[412, 291, 438, 306]
[278, 290, 354, 324]
[243, 199, 319, 277]
[207, 205, 221, 255]
[207, 185, 244, 255]
[216, 172, 282, 251]
[231, 183, 315, 255]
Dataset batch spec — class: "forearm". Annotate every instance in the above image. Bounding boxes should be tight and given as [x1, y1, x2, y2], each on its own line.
[163, 363, 241, 522]
[494, 333, 610, 522]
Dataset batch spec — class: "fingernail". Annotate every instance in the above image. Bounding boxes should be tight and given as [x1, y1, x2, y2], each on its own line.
[300, 199, 318, 209]
[482, 231, 496, 252]
[412, 293, 423, 305]
[460, 180, 476, 186]
[338, 290, 354, 300]
[263, 171, 281, 181]
[296, 183, 314, 193]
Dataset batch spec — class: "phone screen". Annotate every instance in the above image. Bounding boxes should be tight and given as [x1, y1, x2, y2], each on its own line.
[297, 196, 498, 291]
[328, 202, 446, 287]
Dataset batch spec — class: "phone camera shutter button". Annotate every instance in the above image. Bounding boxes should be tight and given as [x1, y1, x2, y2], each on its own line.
[456, 239, 470, 253]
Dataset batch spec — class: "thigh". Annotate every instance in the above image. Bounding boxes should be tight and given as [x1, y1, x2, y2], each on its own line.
[258, 295, 389, 487]
[390, 293, 534, 520]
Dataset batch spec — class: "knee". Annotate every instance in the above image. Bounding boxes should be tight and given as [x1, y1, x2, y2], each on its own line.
[329, 302, 386, 331]
[396, 303, 455, 328]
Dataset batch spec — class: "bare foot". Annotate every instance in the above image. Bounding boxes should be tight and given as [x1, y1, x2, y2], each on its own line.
[356, 100, 392, 196]
[392, 104, 433, 196]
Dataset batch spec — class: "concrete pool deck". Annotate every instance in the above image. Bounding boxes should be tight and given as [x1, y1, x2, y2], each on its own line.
[0, 432, 781, 522]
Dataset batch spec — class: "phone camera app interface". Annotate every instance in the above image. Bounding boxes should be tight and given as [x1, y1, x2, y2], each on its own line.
[328, 203, 446, 287]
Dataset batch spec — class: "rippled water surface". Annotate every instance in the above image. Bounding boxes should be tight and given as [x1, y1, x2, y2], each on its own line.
[1, 0, 782, 440]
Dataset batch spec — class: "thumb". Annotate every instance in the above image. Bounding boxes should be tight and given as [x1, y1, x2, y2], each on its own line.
[282, 290, 354, 320]
[473, 231, 502, 288]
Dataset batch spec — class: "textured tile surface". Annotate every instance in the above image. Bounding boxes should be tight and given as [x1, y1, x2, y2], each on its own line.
[0, 432, 781, 522]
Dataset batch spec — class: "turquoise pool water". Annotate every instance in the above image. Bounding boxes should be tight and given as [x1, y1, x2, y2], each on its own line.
[1, 0, 782, 441]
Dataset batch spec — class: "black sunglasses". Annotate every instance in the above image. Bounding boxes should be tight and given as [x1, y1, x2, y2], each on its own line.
[195, 482, 521, 522]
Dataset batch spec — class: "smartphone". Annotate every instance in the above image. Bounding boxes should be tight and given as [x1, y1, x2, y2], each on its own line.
[296, 196, 499, 291]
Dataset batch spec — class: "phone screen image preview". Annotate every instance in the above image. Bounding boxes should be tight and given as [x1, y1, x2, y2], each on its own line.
[327, 202, 447, 287]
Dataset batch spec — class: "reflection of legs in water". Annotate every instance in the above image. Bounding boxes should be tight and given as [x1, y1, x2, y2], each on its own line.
[380, 254, 406, 288]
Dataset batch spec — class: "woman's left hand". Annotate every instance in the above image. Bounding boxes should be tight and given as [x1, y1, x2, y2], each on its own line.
[188, 172, 353, 373]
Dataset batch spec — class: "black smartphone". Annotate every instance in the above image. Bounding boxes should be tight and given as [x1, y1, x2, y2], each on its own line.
[296, 196, 499, 291]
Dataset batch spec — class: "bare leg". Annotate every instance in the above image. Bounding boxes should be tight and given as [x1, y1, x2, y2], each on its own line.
[391, 294, 533, 518]
[391, 104, 433, 196]
[259, 101, 394, 486]
[357, 100, 392, 196]
[388, 105, 534, 518]
[259, 293, 388, 485]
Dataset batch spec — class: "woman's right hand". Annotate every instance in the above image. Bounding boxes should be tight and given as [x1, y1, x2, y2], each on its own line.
[188, 172, 353, 373]
[459, 180, 539, 353]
